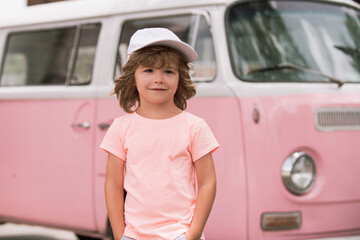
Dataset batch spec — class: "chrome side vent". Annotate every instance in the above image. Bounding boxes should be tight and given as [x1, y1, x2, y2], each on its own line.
[315, 108, 360, 131]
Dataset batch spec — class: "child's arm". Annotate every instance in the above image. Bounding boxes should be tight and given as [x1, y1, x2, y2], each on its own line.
[104, 153, 125, 240]
[186, 152, 217, 240]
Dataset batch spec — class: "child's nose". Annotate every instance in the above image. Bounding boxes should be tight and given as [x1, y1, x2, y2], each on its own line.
[154, 71, 164, 83]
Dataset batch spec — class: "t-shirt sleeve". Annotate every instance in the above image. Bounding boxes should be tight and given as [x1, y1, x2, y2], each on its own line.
[99, 118, 126, 161]
[191, 119, 220, 162]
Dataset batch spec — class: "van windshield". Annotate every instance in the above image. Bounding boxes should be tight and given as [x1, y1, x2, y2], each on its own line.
[227, 1, 360, 83]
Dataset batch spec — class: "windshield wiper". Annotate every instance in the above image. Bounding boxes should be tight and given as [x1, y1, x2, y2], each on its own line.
[334, 45, 360, 57]
[246, 62, 344, 87]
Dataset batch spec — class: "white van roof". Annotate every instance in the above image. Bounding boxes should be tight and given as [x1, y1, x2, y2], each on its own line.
[0, 0, 358, 29]
[0, 0, 232, 29]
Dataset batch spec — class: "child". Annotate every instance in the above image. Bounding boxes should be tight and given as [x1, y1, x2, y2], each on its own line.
[100, 28, 219, 240]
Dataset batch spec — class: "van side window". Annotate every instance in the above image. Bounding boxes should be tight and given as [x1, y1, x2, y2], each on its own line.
[70, 24, 101, 85]
[0, 23, 100, 86]
[115, 14, 216, 82]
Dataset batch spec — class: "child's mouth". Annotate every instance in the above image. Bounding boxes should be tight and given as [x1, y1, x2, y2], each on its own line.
[150, 88, 167, 91]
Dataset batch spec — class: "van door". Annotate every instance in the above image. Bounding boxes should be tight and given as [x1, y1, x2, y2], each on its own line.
[0, 23, 101, 231]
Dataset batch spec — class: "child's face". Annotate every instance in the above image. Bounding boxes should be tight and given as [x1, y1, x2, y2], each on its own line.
[134, 64, 179, 107]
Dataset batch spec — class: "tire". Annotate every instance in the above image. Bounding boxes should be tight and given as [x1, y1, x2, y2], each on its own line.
[76, 235, 103, 240]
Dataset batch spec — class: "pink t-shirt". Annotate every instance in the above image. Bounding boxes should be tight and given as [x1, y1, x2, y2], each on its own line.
[100, 111, 219, 240]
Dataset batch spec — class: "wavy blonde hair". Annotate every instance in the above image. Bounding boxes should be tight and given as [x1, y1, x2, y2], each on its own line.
[113, 45, 196, 113]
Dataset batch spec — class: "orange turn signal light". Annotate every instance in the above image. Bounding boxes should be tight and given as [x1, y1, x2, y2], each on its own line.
[261, 211, 301, 231]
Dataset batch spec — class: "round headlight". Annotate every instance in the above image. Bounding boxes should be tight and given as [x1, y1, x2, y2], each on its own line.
[282, 152, 316, 195]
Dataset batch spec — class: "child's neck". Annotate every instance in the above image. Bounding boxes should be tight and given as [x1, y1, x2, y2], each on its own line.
[136, 103, 182, 120]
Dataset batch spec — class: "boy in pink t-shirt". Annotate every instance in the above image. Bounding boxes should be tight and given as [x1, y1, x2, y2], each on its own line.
[100, 28, 219, 240]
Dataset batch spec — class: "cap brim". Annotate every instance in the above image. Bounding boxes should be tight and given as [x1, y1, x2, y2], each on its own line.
[134, 39, 197, 63]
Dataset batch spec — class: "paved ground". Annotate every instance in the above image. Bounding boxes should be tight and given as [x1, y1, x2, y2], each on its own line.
[0, 223, 78, 240]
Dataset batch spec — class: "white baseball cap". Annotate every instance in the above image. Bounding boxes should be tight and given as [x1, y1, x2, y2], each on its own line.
[127, 28, 197, 63]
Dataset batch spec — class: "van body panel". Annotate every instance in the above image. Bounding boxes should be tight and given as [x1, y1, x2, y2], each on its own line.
[237, 92, 360, 239]
[0, 98, 96, 231]
[94, 97, 122, 233]
[188, 96, 247, 239]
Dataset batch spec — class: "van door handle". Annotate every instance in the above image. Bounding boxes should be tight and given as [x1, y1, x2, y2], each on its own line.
[72, 121, 91, 129]
[98, 123, 110, 130]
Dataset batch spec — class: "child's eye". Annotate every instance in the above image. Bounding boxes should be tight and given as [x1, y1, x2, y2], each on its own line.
[164, 70, 174, 74]
[144, 69, 153, 73]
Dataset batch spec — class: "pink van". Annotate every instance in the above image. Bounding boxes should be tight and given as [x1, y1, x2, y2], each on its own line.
[0, 0, 360, 239]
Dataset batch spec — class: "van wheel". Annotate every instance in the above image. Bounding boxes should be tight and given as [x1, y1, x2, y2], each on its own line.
[76, 235, 103, 240]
